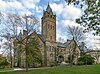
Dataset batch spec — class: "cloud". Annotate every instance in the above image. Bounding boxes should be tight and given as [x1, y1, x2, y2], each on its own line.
[62, 4, 81, 20]
[19, 0, 40, 9]
[50, 2, 81, 20]
[84, 32, 100, 49]
[0, 0, 32, 15]
[0, 0, 99, 49]
[0, 0, 42, 15]
[50, 2, 99, 50]
[49, 2, 82, 41]
[35, 6, 43, 13]
[50, 3, 63, 15]
[45, 0, 61, 3]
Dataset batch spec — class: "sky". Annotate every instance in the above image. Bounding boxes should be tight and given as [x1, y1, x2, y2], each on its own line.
[0, 0, 100, 50]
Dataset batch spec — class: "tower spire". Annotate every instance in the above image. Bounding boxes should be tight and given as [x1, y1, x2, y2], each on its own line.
[46, 3, 53, 14]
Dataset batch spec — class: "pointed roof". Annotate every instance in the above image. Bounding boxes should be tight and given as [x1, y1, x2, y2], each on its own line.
[37, 34, 45, 43]
[18, 30, 23, 40]
[46, 3, 53, 14]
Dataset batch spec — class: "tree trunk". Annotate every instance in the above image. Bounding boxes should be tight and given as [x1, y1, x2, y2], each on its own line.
[9, 44, 12, 68]
[44, 43, 47, 66]
[26, 45, 28, 71]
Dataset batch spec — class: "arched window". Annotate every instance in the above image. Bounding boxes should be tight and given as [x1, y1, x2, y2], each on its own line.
[51, 25, 52, 29]
[50, 53, 53, 57]
[58, 55, 64, 63]
[53, 26, 54, 30]
[50, 46, 52, 51]
[50, 15, 52, 18]
[48, 24, 49, 29]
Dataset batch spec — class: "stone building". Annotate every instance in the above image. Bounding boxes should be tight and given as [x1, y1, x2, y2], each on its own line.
[86, 50, 100, 64]
[14, 3, 80, 67]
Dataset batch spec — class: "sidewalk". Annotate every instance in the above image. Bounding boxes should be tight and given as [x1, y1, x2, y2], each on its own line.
[0, 67, 52, 72]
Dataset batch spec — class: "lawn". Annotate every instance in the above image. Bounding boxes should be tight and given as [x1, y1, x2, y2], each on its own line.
[0, 65, 100, 74]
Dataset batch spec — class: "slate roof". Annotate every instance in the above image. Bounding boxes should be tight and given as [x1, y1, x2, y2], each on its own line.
[57, 39, 77, 48]
[86, 50, 100, 53]
[57, 41, 70, 48]
[17, 30, 23, 40]
[37, 34, 45, 43]
[46, 3, 53, 14]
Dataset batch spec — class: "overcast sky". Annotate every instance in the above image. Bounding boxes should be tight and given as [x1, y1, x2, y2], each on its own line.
[0, 0, 100, 50]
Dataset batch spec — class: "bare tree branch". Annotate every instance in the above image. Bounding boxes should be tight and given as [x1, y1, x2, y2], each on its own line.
[67, 25, 85, 45]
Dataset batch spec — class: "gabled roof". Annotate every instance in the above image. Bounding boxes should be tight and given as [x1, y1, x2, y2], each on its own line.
[57, 42, 66, 48]
[28, 31, 45, 44]
[37, 34, 45, 43]
[17, 30, 23, 40]
[86, 50, 100, 53]
[57, 39, 77, 48]
[16, 30, 45, 44]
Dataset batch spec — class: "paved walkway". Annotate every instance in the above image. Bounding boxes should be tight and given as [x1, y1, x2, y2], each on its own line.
[0, 67, 52, 72]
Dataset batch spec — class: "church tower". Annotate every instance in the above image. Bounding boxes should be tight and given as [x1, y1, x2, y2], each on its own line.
[41, 3, 56, 42]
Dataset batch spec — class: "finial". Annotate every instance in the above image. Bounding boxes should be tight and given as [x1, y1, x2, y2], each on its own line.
[48, 2, 49, 6]
[73, 37, 74, 40]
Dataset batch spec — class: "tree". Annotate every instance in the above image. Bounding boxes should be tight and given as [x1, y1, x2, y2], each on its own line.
[0, 13, 22, 68]
[67, 25, 85, 45]
[0, 13, 39, 71]
[0, 57, 9, 69]
[24, 32, 42, 67]
[67, 39, 77, 66]
[21, 14, 39, 71]
[79, 42, 87, 56]
[1, 33, 14, 68]
[1, 13, 21, 36]
[77, 54, 95, 65]
[15, 32, 42, 68]
[65, 0, 100, 35]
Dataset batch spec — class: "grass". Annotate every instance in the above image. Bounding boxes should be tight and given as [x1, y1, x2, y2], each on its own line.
[0, 65, 100, 74]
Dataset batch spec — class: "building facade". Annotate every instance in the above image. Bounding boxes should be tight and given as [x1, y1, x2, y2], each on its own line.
[86, 50, 100, 64]
[14, 3, 80, 67]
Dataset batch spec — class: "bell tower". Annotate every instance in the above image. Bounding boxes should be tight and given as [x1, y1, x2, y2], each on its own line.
[41, 3, 56, 42]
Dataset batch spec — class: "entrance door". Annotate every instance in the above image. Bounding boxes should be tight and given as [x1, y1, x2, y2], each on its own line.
[58, 55, 64, 63]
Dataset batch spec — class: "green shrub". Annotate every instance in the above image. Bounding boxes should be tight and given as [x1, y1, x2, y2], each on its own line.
[0, 58, 9, 69]
[78, 54, 95, 65]
[77, 61, 84, 65]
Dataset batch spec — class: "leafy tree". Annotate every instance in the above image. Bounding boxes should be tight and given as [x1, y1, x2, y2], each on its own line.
[14, 37, 24, 68]
[0, 13, 39, 71]
[78, 54, 95, 65]
[1, 33, 13, 68]
[0, 13, 22, 68]
[0, 57, 9, 69]
[15, 32, 41, 68]
[27, 34, 42, 67]
[65, 0, 100, 35]
[20, 14, 39, 71]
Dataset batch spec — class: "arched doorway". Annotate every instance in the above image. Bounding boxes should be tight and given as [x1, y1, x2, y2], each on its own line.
[58, 55, 64, 63]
